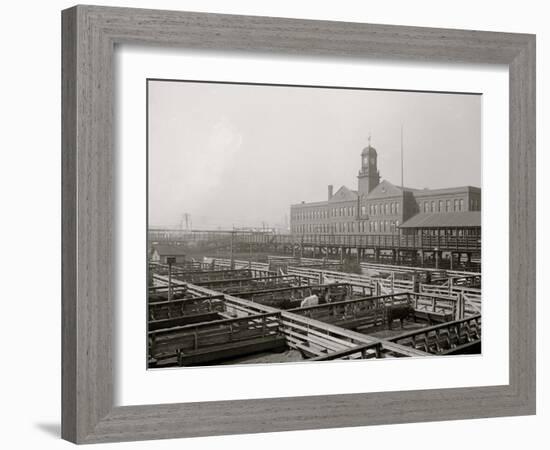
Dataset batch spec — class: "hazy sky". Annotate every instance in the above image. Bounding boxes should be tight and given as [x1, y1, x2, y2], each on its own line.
[148, 80, 481, 229]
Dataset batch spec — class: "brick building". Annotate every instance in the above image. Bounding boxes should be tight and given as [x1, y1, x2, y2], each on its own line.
[290, 140, 481, 236]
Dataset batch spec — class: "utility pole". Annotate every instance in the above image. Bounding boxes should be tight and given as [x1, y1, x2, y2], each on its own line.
[230, 227, 235, 269]
[167, 256, 176, 301]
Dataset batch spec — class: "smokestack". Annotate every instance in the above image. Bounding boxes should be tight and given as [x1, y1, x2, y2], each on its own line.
[328, 185, 333, 200]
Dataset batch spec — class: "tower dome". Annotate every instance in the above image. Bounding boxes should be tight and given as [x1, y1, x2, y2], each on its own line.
[357, 135, 380, 194]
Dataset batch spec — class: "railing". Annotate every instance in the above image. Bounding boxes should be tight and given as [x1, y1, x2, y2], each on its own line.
[149, 261, 207, 272]
[152, 278, 432, 359]
[267, 255, 343, 269]
[149, 230, 480, 250]
[238, 233, 481, 250]
[286, 266, 411, 294]
[285, 266, 480, 318]
[148, 311, 282, 361]
[202, 257, 272, 274]
[194, 274, 303, 293]
[235, 283, 356, 309]
[169, 268, 255, 284]
[409, 291, 457, 318]
[309, 342, 384, 361]
[418, 285, 481, 316]
[288, 292, 410, 326]
[269, 257, 480, 281]
[389, 314, 481, 354]
[148, 293, 226, 321]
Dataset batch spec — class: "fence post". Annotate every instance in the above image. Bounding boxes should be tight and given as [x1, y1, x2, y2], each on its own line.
[412, 272, 419, 293]
[455, 293, 465, 320]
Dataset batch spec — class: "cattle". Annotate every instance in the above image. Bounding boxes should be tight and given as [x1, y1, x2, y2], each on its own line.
[300, 294, 319, 308]
[386, 304, 415, 330]
[364, 269, 381, 278]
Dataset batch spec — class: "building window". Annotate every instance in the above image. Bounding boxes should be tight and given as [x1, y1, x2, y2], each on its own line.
[446, 200, 451, 212]
[454, 199, 459, 211]
[439, 200, 443, 212]
[431, 201, 435, 212]
[424, 201, 428, 212]
[459, 199, 464, 211]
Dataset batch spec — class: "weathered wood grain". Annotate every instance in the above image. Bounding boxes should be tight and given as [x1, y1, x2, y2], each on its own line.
[61, 4, 536, 444]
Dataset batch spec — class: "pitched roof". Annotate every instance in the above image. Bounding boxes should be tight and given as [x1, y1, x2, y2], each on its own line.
[413, 185, 481, 197]
[152, 244, 187, 256]
[366, 180, 417, 199]
[329, 185, 358, 202]
[399, 211, 481, 228]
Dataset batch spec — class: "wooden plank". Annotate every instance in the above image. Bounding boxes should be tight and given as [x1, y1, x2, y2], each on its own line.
[176, 336, 288, 366]
[148, 312, 222, 331]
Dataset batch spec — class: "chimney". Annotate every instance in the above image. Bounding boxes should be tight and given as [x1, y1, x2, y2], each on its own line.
[328, 185, 333, 200]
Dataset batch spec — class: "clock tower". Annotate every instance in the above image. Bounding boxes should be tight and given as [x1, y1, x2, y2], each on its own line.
[357, 136, 380, 195]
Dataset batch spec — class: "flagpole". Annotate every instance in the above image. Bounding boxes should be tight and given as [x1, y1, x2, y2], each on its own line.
[401, 124, 404, 189]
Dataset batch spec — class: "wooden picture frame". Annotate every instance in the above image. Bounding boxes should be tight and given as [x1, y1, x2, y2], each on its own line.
[61, 5, 536, 444]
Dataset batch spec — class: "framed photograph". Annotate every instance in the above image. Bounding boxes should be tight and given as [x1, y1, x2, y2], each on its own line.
[62, 5, 536, 444]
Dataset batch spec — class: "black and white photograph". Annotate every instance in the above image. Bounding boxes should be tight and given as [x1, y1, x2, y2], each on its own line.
[147, 79, 482, 368]
[0, 0, 544, 447]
